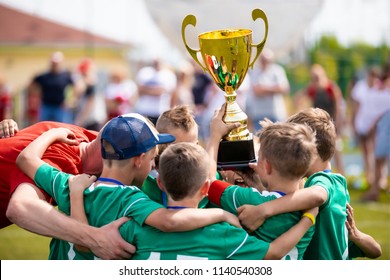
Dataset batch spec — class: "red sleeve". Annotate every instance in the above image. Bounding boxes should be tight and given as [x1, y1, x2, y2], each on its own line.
[9, 168, 52, 204]
[208, 180, 230, 207]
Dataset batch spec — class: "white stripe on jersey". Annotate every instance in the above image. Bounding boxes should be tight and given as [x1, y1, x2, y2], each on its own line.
[123, 198, 146, 217]
[226, 233, 249, 259]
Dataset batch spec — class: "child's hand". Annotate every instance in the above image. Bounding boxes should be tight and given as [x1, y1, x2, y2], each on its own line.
[69, 174, 97, 195]
[222, 210, 242, 228]
[0, 119, 19, 138]
[210, 104, 240, 141]
[237, 204, 266, 232]
[46, 128, 79, 146]
[346, 203, 357, 238]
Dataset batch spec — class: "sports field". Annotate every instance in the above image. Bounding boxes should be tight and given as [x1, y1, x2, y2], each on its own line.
[0, 188, 388, 260]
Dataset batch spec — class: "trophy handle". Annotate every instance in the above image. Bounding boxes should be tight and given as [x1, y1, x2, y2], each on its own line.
[181, 15, 207, 72]
[249, 9, 269, 69]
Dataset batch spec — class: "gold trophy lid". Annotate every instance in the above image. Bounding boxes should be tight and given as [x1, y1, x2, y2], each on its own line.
[199, 29, 252, 40]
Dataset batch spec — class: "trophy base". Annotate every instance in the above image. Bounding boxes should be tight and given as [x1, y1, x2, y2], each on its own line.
[217, 135, 256, 171]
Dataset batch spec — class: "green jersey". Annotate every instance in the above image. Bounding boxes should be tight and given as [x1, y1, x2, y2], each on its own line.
[34, 163, 164, 260]
[303, 171, 350, 260]
[120, 220, 269, 260]
[208, 180, 315, 260]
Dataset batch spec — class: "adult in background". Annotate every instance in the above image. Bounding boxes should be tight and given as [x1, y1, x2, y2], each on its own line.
[294, 64, 346, 174]
[350, 66, 385, 187]
[74, 58, 106, 131]
[134, 58, 177, 125]
[28, 51, 77, 124]
[246, 48, 290, 132]
[0, 119, 134, 259]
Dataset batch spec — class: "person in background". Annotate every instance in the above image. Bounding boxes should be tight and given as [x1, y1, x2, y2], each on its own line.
[134, 58, 177, 125]
[104, 68, 138, 121]
[362, 62, 390, 201]
[28, 51, 77, 124]
[0, 74, 13, 122]
[294, 64, 345, 174]
[170, 62, 195, 109]
[74, 58, 105, 131]
[246, 48, 290, 132]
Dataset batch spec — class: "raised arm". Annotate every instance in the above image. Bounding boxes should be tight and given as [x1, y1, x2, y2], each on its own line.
[16, 128, 78, 179]
[237, 185, 327, 232]
[207, 104, 240, 181]
[265, 207, 318, 259]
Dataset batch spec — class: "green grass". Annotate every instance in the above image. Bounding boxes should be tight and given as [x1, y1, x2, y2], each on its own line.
[0, 188, 388, 260]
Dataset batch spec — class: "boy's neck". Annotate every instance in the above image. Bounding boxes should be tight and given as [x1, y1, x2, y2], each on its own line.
[167, 196, 201, 209]
[307, 159, 332, 176]
[99, 167, 135, 187]
[266, 176, 301, 194]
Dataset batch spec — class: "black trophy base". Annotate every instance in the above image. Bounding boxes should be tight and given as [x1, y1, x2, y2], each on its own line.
[217, 137, 256, 171]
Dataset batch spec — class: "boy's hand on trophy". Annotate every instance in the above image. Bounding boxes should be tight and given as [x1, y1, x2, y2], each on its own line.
[210, 104, 240, 141]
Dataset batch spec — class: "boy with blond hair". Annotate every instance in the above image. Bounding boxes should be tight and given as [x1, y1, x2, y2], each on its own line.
[206, 106, 318, 259]
[142, 105, 200, 205]
[17, 113, 239, 259]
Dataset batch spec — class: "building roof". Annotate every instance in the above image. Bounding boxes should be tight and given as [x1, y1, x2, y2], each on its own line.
[0, 3, 124, 47]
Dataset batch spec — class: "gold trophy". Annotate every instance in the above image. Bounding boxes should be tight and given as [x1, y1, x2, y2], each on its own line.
[182, 9, 268, 169]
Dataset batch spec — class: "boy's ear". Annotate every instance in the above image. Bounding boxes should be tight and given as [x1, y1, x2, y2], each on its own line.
[156, 175, 166, 192]
[264, 159, 272, 175]
[200, 179, 211, 197]
[133, 153, 145, 169]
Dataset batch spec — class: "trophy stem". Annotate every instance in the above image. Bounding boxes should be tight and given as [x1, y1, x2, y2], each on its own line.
[223, 91, 251, 141]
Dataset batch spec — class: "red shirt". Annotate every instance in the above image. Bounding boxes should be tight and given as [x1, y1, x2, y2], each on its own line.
[0, 121, 98, 228]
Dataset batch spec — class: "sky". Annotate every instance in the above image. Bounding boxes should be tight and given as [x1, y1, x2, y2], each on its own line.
[0, 0, 389, 56]
[306, 0, 390, 46]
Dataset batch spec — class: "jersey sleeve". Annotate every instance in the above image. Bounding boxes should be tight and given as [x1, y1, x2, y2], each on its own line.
[223, 224, 269, 260]
[209, 180, 276, 215]
[121, 190, 164, 226]
[34, 163, 72, 213]
[304, 172, 333, 208]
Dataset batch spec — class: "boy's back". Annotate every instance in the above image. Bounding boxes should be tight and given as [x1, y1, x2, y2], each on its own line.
[209, 182, 315, 260]
[34, 163, 163, 259]
[120, 219, 268, 260]
[303, 171, 349, 260]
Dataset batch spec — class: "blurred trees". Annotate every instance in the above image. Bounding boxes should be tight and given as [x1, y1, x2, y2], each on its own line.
[286, 35, 390, 97]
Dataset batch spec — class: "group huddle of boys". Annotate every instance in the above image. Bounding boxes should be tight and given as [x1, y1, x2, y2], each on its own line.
[14, 105, 379, 260]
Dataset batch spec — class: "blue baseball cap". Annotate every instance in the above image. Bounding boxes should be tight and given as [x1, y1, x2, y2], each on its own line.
[101, 113, 176, 160]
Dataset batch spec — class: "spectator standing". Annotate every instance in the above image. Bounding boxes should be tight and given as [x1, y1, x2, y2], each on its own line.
[351, 66, 385, 187]
[0, 74, 13, 121]
[294, 64, 346, 174]
[246, 48, 290, 132]
[104, 68, 138, 121]
[134, 58, 177, 125]
[170, 62, 195, 109]
[362, 63, 390, 201]
[28, 51, 76, 123]
[74, 58, 106, 131]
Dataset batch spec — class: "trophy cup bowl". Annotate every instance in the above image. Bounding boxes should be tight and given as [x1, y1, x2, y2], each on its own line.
[182, 9, 268, 170]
